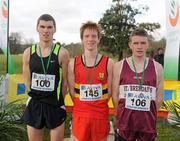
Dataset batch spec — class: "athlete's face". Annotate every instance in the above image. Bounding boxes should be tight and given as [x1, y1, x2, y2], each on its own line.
[81, 28, 100, 51]
[37, 20, 56, 42]
[129, 35, 149, 57]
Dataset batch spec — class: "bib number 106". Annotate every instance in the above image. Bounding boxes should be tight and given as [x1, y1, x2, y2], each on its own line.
[131, 98, 146, 107]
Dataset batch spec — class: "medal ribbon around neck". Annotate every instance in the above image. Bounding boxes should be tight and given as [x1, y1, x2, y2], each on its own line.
[39, 44, 54, 75]
[83, 53, 98, 85]
[132, 57, 147, 89]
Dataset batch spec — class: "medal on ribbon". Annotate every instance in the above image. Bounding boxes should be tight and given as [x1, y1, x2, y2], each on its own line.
[98, 72, 104, 81]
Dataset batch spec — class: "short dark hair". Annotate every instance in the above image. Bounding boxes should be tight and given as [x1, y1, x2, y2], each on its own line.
[37, 14, 56, 28]
[129, 28, 149, 42]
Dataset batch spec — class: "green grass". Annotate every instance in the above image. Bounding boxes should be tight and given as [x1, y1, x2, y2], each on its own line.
[0, 54, 23, 75]
[0, 54, 7, 75]
[12, 54, 23, 74]
[156, 118, 180, 141]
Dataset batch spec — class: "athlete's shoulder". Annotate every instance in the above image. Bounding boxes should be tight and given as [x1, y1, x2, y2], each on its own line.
[154, 60, 163, 73]
[23, 46, 31, 56]
[115, 58, 125, 68]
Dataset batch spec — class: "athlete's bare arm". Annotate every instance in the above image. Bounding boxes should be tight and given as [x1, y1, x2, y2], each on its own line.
[67, 58, 75, 98]
[112, 61, 123, 110]
[107, 58, 114, 100]
[58, 47, 70, 98]
[23, 47, 31, 92]
[155, 62, 164, 110]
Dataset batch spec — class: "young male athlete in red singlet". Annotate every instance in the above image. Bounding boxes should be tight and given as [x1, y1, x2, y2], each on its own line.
[112, 28, 164, 141]
[68, 21, 114, 141]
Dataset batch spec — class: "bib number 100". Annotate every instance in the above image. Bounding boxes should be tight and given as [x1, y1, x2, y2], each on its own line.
[35, 80, 50, 87]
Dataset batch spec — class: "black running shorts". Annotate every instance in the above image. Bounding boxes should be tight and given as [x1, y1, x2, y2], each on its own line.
[23, 98, 66, 129]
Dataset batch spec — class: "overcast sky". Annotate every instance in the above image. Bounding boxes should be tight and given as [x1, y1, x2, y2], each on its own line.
[9, 0, 166, 44]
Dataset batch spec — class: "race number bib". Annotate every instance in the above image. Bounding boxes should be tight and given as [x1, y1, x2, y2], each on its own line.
[80, 84, 102, 101]
[125, 92, 151, 111]
[31, 73, 55, 91]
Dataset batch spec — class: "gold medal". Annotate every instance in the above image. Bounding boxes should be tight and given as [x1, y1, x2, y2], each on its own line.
[98, 72, 104, 81]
